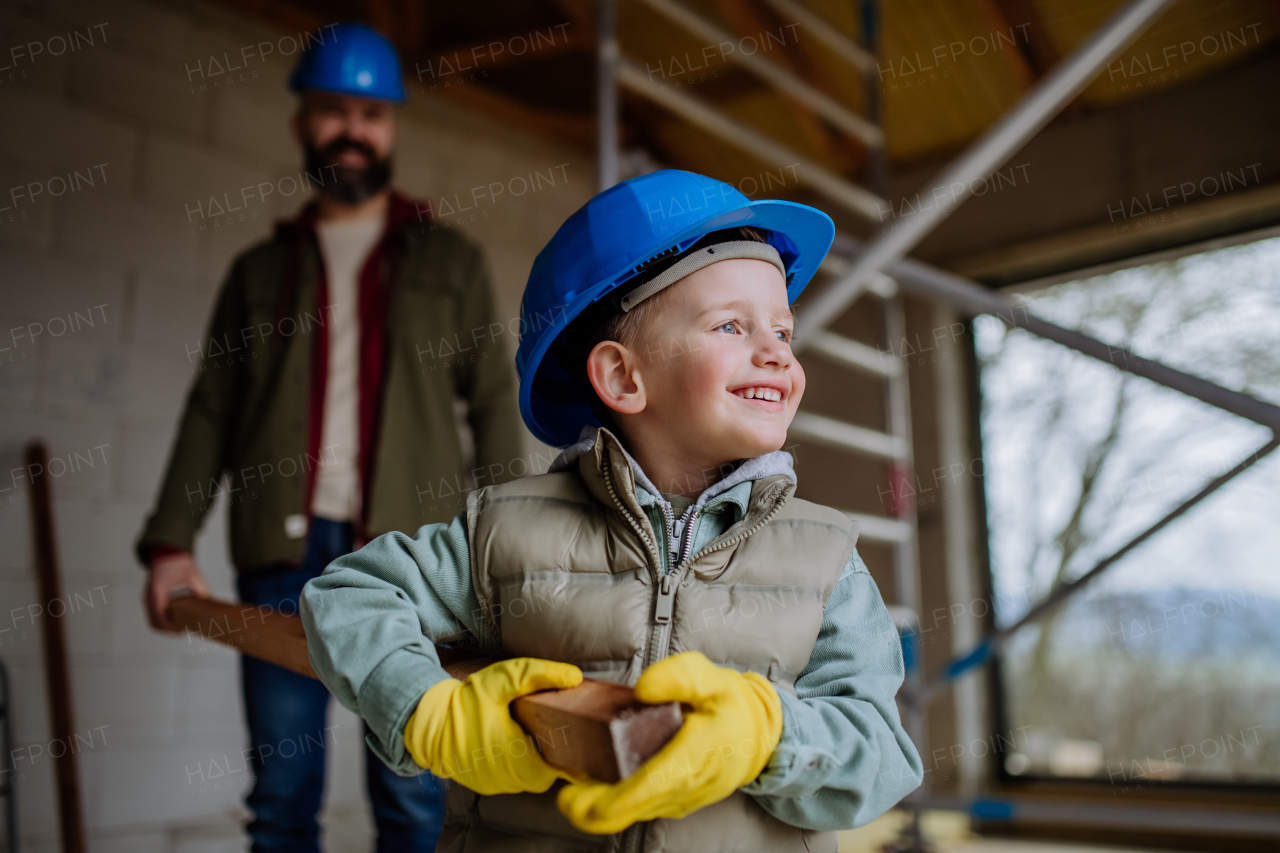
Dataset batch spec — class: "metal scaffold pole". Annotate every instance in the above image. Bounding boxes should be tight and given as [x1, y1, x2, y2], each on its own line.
[596, 0, 619, 191]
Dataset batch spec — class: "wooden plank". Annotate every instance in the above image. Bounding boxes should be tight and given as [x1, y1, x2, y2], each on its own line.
[168, 595, 316, 678]
[26, 443, 87, 853]
[166, 596, 681, 781]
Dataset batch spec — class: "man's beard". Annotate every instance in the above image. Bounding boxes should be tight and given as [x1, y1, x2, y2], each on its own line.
[305, 136, 392, 205]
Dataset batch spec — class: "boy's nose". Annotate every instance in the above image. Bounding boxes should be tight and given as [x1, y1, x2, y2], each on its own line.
[753, 331, 794, 369]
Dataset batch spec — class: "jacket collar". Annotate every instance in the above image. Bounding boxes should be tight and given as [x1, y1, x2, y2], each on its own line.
[551, 425, 797, 522]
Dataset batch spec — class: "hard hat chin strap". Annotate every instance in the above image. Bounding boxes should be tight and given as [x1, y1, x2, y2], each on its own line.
[618, 241, 785, 312]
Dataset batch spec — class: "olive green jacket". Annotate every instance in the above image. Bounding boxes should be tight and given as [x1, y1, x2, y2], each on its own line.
[136, 199, 523, 571]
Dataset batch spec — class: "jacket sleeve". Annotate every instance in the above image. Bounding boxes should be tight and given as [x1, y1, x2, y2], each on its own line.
[451, 241, 524, 487]
[301, 512, 489, 776]
[742, 549, 924, 829]
[134, 259, 248, 563]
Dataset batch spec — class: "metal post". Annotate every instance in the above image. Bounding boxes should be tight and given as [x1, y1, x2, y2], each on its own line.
[794, 0, 1178, 345]
[860, 0, 889, 200]
[597, 0, 619, 191]
[883, 295, 920, 637]
[932, 302, 988, 794]
[884, 288, 927, 783]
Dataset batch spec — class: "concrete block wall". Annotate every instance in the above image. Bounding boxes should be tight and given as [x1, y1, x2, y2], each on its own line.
[0, 0, 594, 850]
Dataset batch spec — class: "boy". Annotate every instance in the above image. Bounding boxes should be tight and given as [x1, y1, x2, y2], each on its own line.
[302, 169, 923, 852]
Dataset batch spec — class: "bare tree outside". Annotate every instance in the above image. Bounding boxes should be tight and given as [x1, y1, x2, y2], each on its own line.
[975, 236, 1280, 785]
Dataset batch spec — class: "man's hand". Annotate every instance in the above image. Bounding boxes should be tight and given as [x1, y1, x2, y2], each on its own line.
[144, 551, 210, 631]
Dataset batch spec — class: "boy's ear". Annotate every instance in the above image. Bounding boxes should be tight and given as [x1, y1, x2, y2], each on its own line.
[586, 341, 646, 415]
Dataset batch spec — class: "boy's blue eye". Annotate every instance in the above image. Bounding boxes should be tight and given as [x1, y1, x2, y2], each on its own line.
[718, 322, 737, 334]
[775, 330, 790, 342]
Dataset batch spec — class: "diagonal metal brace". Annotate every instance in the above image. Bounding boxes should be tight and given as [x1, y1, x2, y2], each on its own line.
[794, 0, 1179, 344]
[908, 435, 1280, 707]
[828, 233, 1280, 434]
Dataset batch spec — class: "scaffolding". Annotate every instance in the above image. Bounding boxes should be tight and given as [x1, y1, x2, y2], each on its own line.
[593, 0, 1280, 837]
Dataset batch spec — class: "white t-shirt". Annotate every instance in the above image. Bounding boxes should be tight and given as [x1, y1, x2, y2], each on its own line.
[311, 214, 384, 521]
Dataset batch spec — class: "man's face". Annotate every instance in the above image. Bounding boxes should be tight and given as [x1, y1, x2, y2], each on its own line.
[293, 92, 396, 204]
[627, 259, 804, 469]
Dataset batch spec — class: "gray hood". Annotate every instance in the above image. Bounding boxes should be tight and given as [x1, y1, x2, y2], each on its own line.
[549, 425, 796, 510]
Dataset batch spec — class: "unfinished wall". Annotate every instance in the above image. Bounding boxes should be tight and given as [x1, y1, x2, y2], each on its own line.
[0, 0, 593, 849]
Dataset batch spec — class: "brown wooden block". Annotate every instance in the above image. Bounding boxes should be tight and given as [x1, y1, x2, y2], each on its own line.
[513, 681, 683, 783]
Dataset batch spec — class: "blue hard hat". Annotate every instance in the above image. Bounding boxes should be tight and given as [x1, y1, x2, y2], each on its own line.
[518, 168, 835, 447]
[289, 23, 406, 102]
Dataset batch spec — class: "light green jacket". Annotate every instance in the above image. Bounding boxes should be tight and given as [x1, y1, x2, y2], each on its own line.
[302, 435, 923, 831]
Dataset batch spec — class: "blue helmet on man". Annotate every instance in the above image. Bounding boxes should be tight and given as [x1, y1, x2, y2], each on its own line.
[289, 22, 406, 102]
[517, 169, 835, 448]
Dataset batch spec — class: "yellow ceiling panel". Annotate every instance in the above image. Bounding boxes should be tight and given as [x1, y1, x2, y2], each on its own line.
[1032, 0, 1276, 105]
[618, 0, 1274, 175]
[878, 0, 1029, 161]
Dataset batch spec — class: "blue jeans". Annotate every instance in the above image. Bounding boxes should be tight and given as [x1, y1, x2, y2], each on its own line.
[237, 517, 446, 852]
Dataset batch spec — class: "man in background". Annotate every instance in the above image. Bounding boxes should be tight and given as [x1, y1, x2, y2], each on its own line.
[136, 23, 523, 852]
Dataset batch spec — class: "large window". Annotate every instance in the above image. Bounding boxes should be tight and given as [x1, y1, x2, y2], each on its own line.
[976, 235, 1280, 787]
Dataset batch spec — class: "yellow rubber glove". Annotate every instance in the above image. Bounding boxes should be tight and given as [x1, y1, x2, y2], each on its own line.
[404, 657, 583, 795]
[557, 651, 783, 834]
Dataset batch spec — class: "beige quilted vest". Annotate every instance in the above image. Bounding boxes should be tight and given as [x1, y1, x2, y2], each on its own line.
[438, 429, 856, 853]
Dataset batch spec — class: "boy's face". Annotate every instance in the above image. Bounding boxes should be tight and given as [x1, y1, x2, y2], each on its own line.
[591, 258, 804, 477]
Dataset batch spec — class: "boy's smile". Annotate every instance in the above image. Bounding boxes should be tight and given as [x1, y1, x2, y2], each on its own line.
[730, 383, 786, 408]
[586, 257, 805, 496]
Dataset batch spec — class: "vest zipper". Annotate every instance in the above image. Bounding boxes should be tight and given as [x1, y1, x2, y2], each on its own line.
[600, 462, 668, 853]
[650, 485, 789, 664]
[653, 507, 697, 628]
[599, 462, 668, 681]
[601, 471, 790, 853]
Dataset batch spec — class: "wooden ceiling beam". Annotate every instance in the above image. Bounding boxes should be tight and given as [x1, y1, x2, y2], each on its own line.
[971, 0, 1037, 88]
[422, 26, 590, 75]
[363, 0, 397, 40]
[402, 0, 428, 53]
[215, 0, 331, 35]
[550, 0, 594, 35]
[981, 0, 1085, 118]
[437, 81, 596, 150]
[986, 0, 1063, 78]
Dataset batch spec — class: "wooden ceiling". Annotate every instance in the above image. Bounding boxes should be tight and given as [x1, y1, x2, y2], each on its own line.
[220, 0, 1278, 213]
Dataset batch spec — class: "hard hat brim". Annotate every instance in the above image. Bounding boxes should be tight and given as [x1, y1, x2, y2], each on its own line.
[290, 81, 407, 103]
